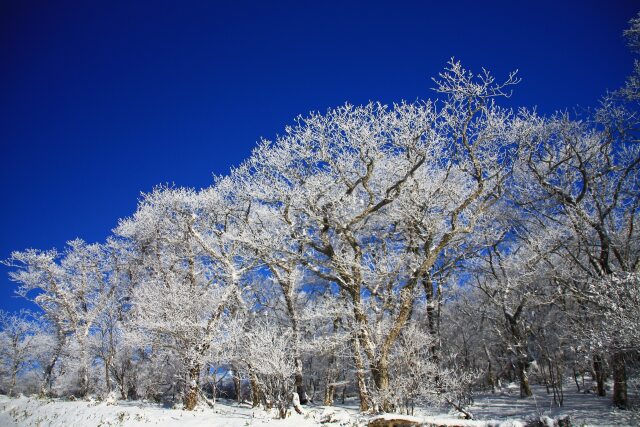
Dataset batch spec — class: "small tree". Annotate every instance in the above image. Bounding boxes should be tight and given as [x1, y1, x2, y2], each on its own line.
[0, 310, 45, 395]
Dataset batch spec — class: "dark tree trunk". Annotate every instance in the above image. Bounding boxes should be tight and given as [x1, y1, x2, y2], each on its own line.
[612, 351, 627, 409]
[484, 345, 495, 393]
[120, 381, 127, 400]
[294, 358, 307, 404]
[593, 353, 607, 397]
[233, 366, 242, 403]
[423, 277, 441, 360]
[324, 353, 337, 406]
[40, 338, 64, 397]
[104, 354, 112, 394]
[503, 309, 532, 398]
[9, 362, 18, 396]
[249, 368, 263, 408]
[518, 358, 533, 398]
[572, 366, 581, 392]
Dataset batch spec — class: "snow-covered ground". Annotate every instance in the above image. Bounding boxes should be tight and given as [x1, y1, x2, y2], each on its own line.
[464, 384, 640, 426]
[0, 395, 327, 427]
[0, 386, 638, 427]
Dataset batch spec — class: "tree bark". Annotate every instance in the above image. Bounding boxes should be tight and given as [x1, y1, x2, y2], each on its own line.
[104, 355, 112, 394]
[593, 353, 606, 397]
[9, 362, 18, 396]
[423, 276, 441, 360]
[323, 382, 336, 406]
[324, 352, 337, 406]
[249, 368, 263, 408]
[183, 363, 201, 410]
[352, 335, 371, 412]
[40, 334, 65, 397]
[612, 351, 627, 409]
[371, 357, 392, 412]
[79, 338, 90, 397]
[324, 316, 341, 406]
[484, 345, 495, 393]
[294, 358, 307, 405]
[517, 358, 533, 398]
[233, 366, 242, 403]
[279, 272, 308, 404]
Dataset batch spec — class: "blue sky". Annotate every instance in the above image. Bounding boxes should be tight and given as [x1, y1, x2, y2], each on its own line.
[1, 0, 638, 312]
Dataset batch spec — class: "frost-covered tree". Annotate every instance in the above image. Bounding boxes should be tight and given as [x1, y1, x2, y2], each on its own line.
[512, 105, 640, 407]
[241, 316, 296, 418]
[0, 310, 46, 395]
[115, 184, 250, 409]
[2, 19, 640, 416]
[235, 60, 522, 411]
[227, 186, 313, 404]
[5, 239, 120, 396]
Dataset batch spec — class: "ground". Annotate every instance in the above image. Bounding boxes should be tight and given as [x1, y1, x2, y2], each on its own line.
[0, 385, 638, 426]
[466, 384, 639, 425]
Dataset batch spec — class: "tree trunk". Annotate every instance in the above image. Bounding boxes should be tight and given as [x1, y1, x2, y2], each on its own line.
[484, 345, 495, 393]
[40, 336, 64, 397]
[9, 362, 18, 396]
[423, 276, 441, 359]
[294, 357, 307, 405]
[503, 309, 532, 399]
[324, 382, 336, 406]
[114, 356, 131, 400]
[348, 289, 377, 412]
[572, 366, 581, 392]
[593, 353, 606, 397]
[233, 366, 242, 403]
[78, 333, 91, 397]
[517, 358, 532, 398]
[612, 351, 627, 409]
[324, 317, 341, 406]
[359, 281, 415, 412]
[352, 335, 371, 412]
[183, 363, 201, 410]
[120, 380, 127, 400]
[281, 276, 308, 404]
[104, 354, 112, 393]
[249, 368, 263, 407]
[324, 352, 337, 406]
[371, 357, 392, 412]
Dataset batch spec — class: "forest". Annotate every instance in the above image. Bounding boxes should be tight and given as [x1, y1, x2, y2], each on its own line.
[1, 13, 639, 424]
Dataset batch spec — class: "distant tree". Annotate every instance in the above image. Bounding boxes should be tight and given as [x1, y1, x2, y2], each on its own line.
[0, 310, 44, 395]
[5, 240, 119, 396]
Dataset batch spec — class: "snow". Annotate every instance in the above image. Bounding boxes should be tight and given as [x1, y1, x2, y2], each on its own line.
[0, 387, 638, 427]
[465, 385, 640, 427]
[0, 396, 321, 427]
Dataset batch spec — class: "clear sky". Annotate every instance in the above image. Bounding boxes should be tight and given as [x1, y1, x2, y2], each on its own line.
[1, 0, 638, 312]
